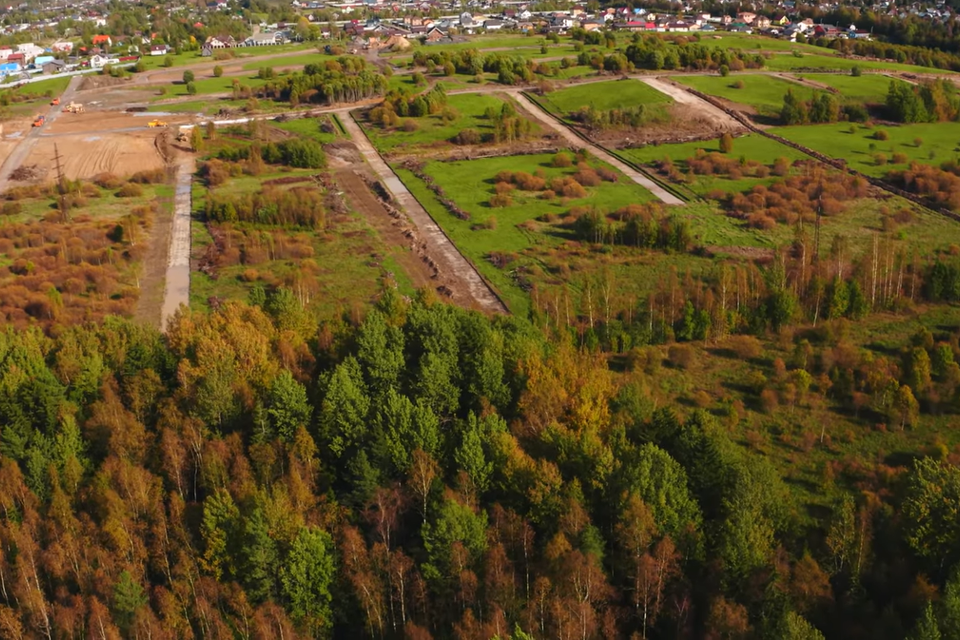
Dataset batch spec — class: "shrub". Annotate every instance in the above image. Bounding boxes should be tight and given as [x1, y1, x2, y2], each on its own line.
[552, 152, 573, 168]
[540, 189, 556, 200]
[183, 70, 195, 84]
[914, 137, 923, 147]
[1, 201, 20, 216]
[727, 335, 762, 360]
[116, 183, 143, 198]
[873, 153, 887, 166]
[129, 169, 166, 184]
[163, 55, 173, 67]
[719, 64, 730, 77]
[561, 179, 587, 198]
[489, 193, 513, 208]
[213, 65, 223, 78]
[668, 344, 696, 369]
[454, 128, 481, 145]
[892, 152, 908, 164]
[94, 173, 123, 189]
[873, 130, 889, 141]
[772, 157, 790, 176]
[732, 80, 745, 89]
[186, 82, 197, 95]
[851, 65, 862, 77]
[719, 133, 734, 154]
[402, 119, 419, 132]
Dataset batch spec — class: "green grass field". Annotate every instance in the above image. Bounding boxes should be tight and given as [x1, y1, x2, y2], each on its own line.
[363, 93, 530, 152]
[677, 74, 813, 115]
[624, 134, 808, 194]
[191, 174, 414, 316]
[764, 53, 950, 74]
[537, 79, 673, 118]
[273, 115, 342, 143]
[396, 153, 659, 313]
[770, 121, 960, 176]
[793, 72, 892, 103]
[3, 75, 72, 100]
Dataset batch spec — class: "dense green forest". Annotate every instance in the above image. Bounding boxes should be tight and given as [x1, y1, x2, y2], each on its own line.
[0, 287, 957, 639]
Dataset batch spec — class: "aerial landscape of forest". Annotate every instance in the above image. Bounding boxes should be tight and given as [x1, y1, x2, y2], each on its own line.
[6, 0, 960, 638]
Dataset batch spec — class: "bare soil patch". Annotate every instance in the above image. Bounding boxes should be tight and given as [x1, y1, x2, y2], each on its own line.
[134, 189, 174, 328]
[335, 167, 443, 294]
[12, 131, 165, 184]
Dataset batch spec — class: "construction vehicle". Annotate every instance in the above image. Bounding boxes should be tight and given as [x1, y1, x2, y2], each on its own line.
[147, 119, 168, 128]
[65, 102, 83, 113]
[32, 115, 45, 127]
[50, 97, 59, 106]
[175, 129, 188, 143]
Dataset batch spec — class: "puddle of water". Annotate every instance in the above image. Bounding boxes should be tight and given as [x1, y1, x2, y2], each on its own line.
[133, 111, 174, 117]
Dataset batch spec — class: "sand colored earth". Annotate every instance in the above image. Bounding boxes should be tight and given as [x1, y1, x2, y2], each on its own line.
[28, 132, 165, 181]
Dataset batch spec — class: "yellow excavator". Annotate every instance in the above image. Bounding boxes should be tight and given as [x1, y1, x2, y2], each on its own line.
[147, 120, 168, 128]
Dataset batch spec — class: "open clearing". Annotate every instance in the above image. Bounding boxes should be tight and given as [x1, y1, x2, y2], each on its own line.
[770, 121, 960, 176]
[677, 74, 814, 116]
[792, 72, 892, 103]
[536, 79, 673, 118]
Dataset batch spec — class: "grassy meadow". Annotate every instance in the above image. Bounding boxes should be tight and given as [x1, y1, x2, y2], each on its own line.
[537, 78, 673, 119]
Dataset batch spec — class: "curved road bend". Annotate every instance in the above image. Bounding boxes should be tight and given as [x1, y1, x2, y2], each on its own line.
[339, 113, 508, 315]
[0, 74, 82, 192]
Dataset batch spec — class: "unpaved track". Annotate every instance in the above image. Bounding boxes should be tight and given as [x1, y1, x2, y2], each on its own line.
[638, 77, 745, 131]
[0, 75, 81, 191]
[510, 91, 685, 205]
[340, 113, 507, 314]
[161, 158, 195, 330]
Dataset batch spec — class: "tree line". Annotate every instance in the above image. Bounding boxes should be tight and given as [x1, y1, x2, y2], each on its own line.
[0, 289, 958, 638]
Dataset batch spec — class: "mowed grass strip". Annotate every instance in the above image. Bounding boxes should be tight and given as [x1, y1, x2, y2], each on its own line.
[537, 79, 673, 118]
[770, 121, 960, 176]
[677, 74, 813, 114]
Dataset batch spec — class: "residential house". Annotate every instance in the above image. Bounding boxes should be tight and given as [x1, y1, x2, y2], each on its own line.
[204, 35, 235, 49]
[149, 44, 170, 56]
[483, 19, 506, 30]
[755, 16, 771, 29]
[51, 41, 73, 53]
[425, 26, 446, 42]
[33, 55, 54, 67]
[775, 15, 790, 25]
[92, 35, 112, 47]
[15, 43, 44, 61]
[244, 32, 284, 46]
[737, 12, 756, 24]
[581, 19, 603, 31]
[0, 48, 12, 61]
[813, 24, 842, 38]
[89, 54, 109, 69]
[42, 59, 65, 74]
[0, 62, 20, 76]
[7, 53, 25, 66]
[666, 20, 692, 32]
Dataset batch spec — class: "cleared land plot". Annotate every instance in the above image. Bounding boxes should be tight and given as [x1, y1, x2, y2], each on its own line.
[396, 152, 658, 313]
[273, 116, 342, 143]
[624, 133, 807, 194]
[677, 74, 813, 115]
[191, 169, 415, 316]
[537, 79, 673, 119]
[697, 33, 839, 54]
[363, 93, 534, 153]
[793, 72, 892, 103]
[770, 121, 960, 176]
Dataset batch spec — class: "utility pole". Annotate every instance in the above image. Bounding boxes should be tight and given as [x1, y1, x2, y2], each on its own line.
[813, 179, 823, 263]
[53, 143, 69, 222]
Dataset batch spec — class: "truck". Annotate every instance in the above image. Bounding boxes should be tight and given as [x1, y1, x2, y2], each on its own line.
[50, 97, 60, 106]
[32, 115, 45, 127]
[147, 120, 168, 128]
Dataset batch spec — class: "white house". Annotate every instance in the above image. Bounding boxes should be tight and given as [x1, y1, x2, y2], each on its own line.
[51, 41, 73, 53]
[149, 44, 170, 56]
[0, 48, 12, 61]
[16, 43, 44, 61]
[243, 32, 284, 46]
[89, 54, 109, 69]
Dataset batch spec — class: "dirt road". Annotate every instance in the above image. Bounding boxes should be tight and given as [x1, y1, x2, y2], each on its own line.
[0, 75, 81, 191]
[510, 91, 685, 205]
[638, 77, 745, 132]
[161, 158, 195, 330]
[340, 113, 508, 314]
